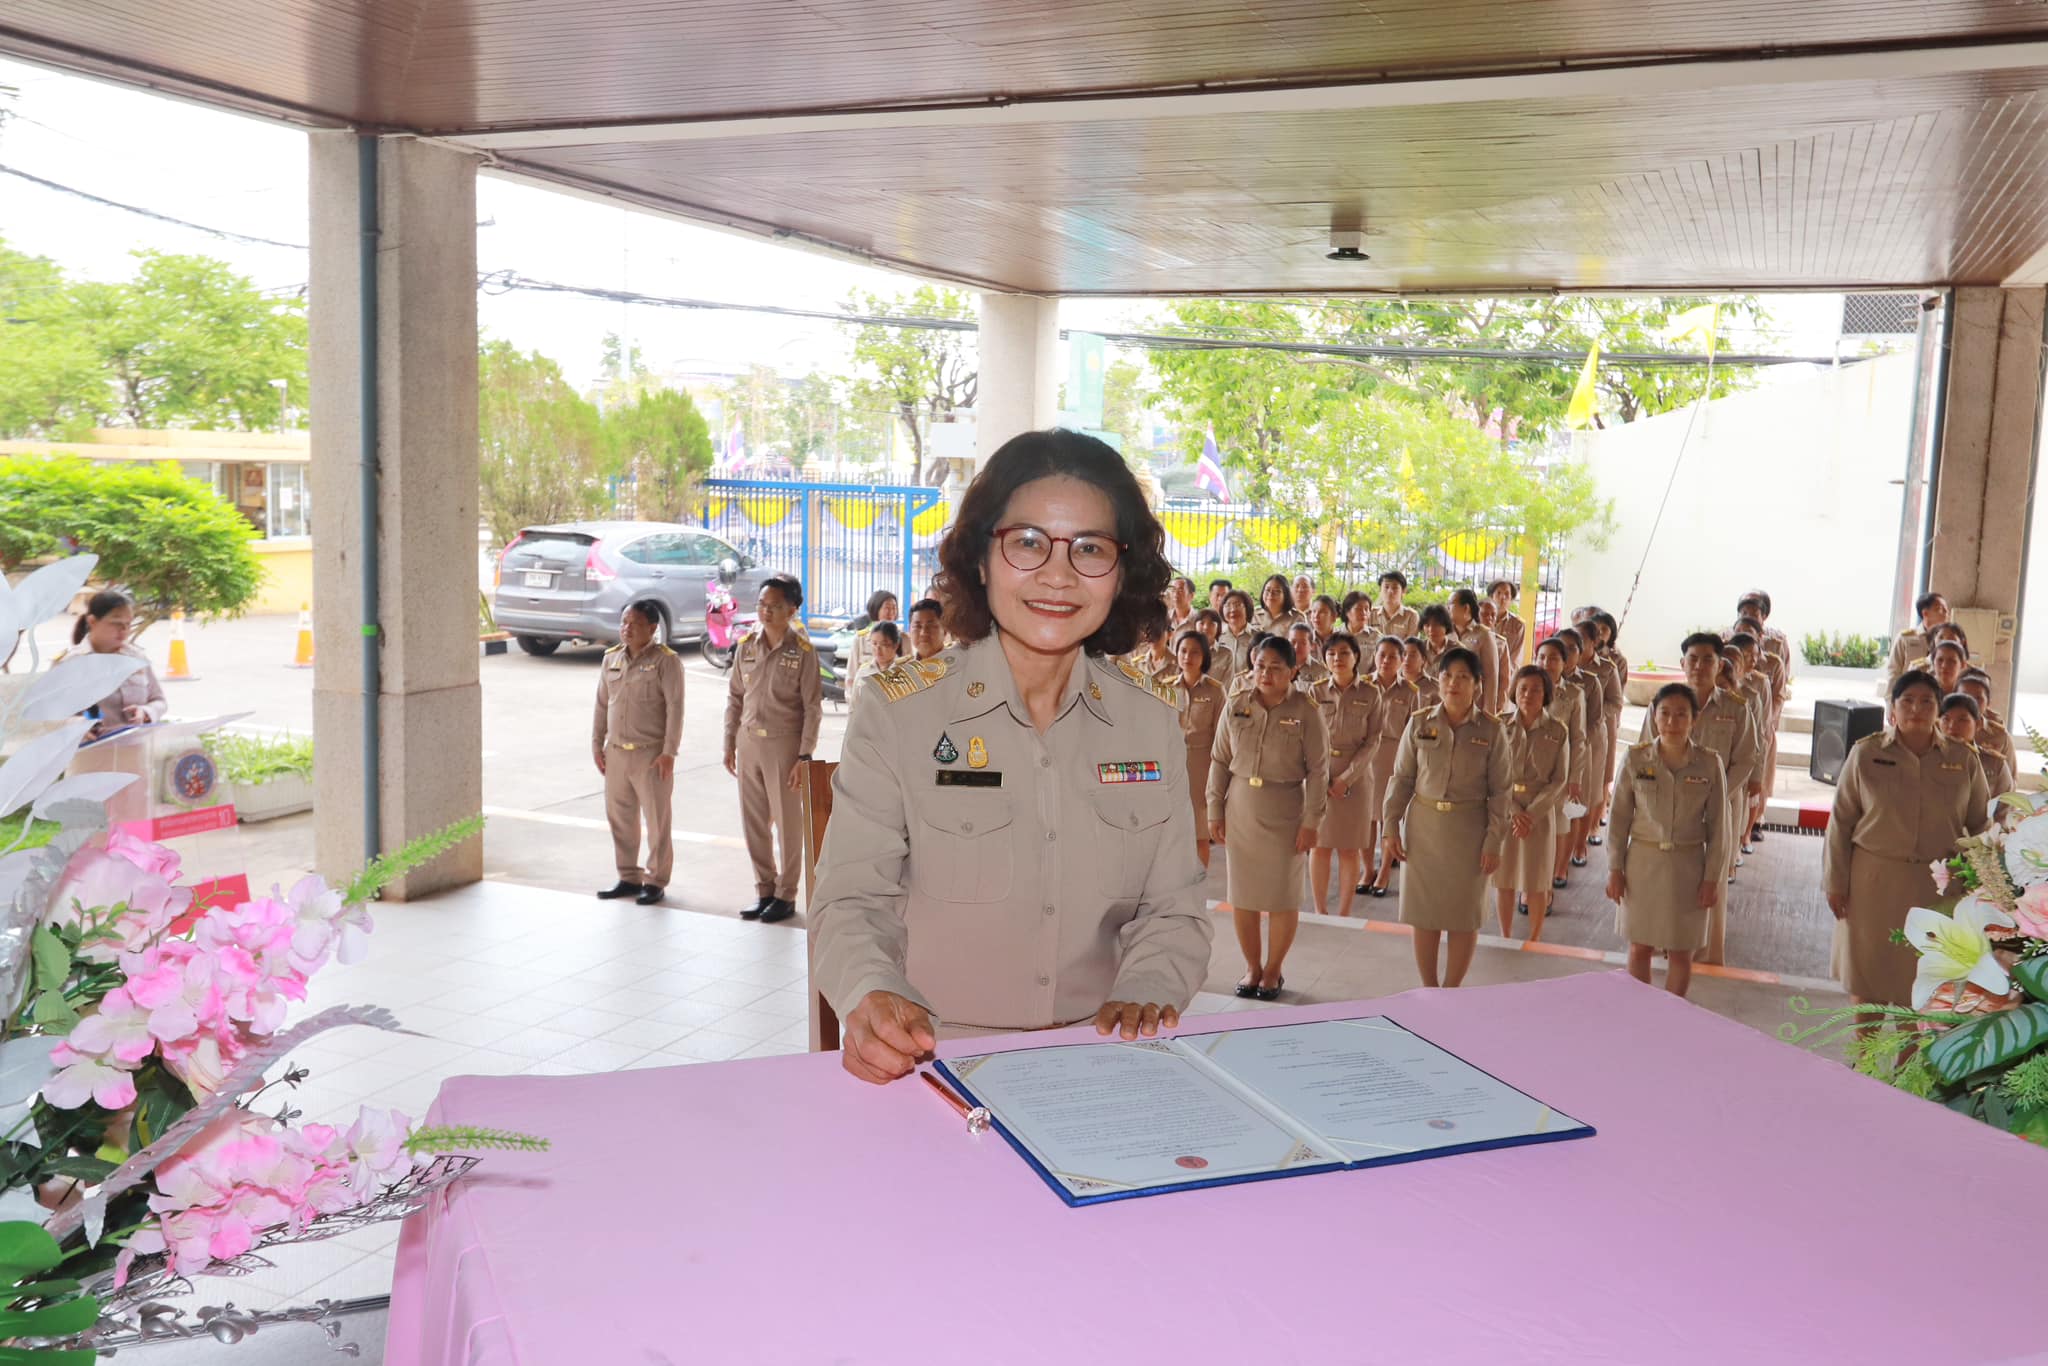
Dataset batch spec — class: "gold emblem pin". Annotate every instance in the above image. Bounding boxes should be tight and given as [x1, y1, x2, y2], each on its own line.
[967, 681, 985, 698]
[967, 737, 989, 769]
[1089, 681, 1103, 701]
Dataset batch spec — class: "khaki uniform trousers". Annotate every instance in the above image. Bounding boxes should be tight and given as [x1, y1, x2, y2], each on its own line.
[738, 731, 804, 901]
[605, 746, 674, 886]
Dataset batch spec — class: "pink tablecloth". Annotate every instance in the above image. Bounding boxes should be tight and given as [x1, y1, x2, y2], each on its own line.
[386, 971, 2048, 1365]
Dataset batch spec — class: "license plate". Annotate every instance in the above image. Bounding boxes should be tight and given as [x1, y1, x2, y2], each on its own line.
[522, 571, 551, 587]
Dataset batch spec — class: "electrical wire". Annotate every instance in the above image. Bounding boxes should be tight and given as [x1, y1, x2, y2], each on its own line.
[0, 163, 308, 251]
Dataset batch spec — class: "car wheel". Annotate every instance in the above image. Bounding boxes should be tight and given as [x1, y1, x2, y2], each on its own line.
[515, 635, 560, 656]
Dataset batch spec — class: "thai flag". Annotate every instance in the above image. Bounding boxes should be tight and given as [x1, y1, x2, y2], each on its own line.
[1195, 428, 1230, 501]
[719, 419, 744, 474]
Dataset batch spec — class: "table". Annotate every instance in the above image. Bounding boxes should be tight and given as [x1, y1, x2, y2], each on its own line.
[386, 971, 2048, 1365]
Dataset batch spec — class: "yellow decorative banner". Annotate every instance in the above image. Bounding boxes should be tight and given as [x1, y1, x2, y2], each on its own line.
[828, 497, 880, 532]
[912, 500, 950, 537]
[742, 496, 793, 527]
[1160, 510, 1227, 548]
[1242, 518, 1302, 555]
[1347, 520, 1400, 555]
[704, 496, 728, 521]
[1440, 531, 1504, 565]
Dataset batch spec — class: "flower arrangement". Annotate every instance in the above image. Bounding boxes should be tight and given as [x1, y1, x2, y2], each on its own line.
[1, 555, 543, 1357]
[1786, 726, 2048, 1148]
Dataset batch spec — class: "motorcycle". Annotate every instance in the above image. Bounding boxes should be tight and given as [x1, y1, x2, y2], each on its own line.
[703, 562, 750, 672]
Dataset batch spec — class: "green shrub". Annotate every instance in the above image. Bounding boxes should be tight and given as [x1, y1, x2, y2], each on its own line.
[0, 814, 59, 853]
[203, 730, 314, 784]
[1801, 631, 1890, 669]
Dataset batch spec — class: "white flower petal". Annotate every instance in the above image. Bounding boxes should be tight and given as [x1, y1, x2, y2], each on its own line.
[1903, 906, 1951, 945]
[1956, 894, 2016, 934]
[1912, 958, 1947, 1011]
[1965, 954, 2013, 999]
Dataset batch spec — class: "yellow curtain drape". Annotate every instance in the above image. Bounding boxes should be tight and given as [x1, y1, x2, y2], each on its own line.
[742, 496, 793, 527]
[1243, 518, 1301, 554]
[1159, 509, 1227, 548]
[828, 497, 880, 532]
[912, 500, 950, 537]
[1440, 531, 1504, 565]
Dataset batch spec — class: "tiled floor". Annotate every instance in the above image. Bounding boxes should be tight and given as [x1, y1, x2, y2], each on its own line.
[208, 873, 1845, 1325]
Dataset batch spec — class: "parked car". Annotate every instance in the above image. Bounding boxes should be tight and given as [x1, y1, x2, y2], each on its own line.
[491, 521, 779, 655]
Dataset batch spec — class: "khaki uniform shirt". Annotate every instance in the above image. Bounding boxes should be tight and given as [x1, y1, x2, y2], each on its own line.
[591, 642, 684, 758]
[1754, 650, 1787, 710]
[1975, 744, 2015, 803]
[1496, 612, 1527, 667]
[1254, 607, 1302, 635]
[723, 626, 823, 759]
[1310, 677, 1381, 789]
[1499, 711, 1572, 819]
[1824, 730, 1991, 899]
[1216, 626, 1258, 677]
[1292, 657, 1332, 693]
[1738, 673, 1773, 750]
[1367, 603, 1420, 641]
[811, 635, 1211, 1030]
[1611, 740, 1729, 868]
[1408, 671, 1441, 709]
[1885, 629, 1931, 689]
[1172, 673, 1226, 759]
[1206, 688, 1330, 826]
[1983, 712, 2020, 773]
[1587, 654, 1623, 733]
[1639, 686, 1760, 793]
[1545, 676, 1590, 794]
[1372, 675, 1423, 749]
[1382, 705, 1512, 857]
[1453, 623, 1505, 714]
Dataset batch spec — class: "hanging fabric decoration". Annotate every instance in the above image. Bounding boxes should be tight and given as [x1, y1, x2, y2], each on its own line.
[742, 496, 793, 527]
[912, 500, 950, 538]
[828, 497, 880, 532]
[1241, 516, 1302, 555]
[1439, 531, 1504, 566]
[1159, 510, 1227, 548]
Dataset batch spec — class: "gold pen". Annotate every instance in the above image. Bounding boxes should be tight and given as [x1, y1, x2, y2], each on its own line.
[920, 1069, 991, 1133]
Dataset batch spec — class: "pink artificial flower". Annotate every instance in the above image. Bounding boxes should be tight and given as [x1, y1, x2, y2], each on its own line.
[44, 847, 191, 962]
[123, 941, 223, 1047]
[282, 875, 371, 972]
[65, 987, 158, 1066]
[2014, 883, 2048, 941]
[41, 1044, 137, 1111]
[161, 1034, 233, 1099]
[106, 831, 182, 882]
[1931, 861, 1953, 896]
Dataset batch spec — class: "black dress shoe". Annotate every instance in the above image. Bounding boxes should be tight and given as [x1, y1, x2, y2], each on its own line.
[740, 896, 772, 920]
[1355, 881, 1373, 895]
[1570, 855, 1588, 868]
[1587, 835, 1604, 846]
[1370, 885, 1389, 898]
[597, 880, 643, 900]
[1517, 900, 1529, 916]
[1255, 976, 1285, 1002]
[759, 898, 795, 924]
[635, 885, 665, 905]
[1552, 876, 1568, 890]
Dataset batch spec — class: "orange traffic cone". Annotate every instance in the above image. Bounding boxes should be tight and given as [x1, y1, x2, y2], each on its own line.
[288, 602, 314, 669]
[164, 609, 196, 682]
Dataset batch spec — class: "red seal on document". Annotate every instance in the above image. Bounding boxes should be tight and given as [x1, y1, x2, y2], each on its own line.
[1427, 1119, 1455, 1131]
[1175, 1155, 1209, 1170]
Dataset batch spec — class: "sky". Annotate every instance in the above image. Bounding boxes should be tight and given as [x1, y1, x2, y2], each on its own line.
[0, 54, 1854, 403]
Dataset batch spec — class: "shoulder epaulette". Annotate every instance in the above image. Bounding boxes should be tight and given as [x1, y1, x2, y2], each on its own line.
[1852, 731, 1886, 749]
[1109, 654, 1178, 706]
[870, 655, 951, 703]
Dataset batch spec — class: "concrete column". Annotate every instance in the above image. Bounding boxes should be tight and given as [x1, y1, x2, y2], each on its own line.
[975, 293, 1060, 464]
[308, 135, 483, 898]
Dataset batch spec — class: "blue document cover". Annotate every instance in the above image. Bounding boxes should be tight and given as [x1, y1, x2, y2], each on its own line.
[936, 1015, 1594, 1207]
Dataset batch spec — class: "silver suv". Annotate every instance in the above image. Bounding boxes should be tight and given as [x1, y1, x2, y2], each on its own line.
[491, 521, 778, 655]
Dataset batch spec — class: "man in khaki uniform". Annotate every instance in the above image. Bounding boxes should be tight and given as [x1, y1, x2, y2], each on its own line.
[1884, 590, 1947, 691]
[1639, 633, 1761, 964]
[724, 575, 824, 924]
[905, 598, 947, 662]
[1367, 571, 1420, 640]
[811, 636, 1211, 1037]
[593, 602, 686, 905]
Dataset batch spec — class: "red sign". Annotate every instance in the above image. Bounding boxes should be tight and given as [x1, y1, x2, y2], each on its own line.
[117, 804, 238, 843]
[171, 874, 252, 935]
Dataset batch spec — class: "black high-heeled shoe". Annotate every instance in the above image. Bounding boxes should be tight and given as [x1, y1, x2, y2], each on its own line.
[1570, 855, 1588, 868]
[1255, 976, 1285, 1002]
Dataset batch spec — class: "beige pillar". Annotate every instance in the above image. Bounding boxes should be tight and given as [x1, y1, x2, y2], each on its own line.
[975, 293, 1060, 464]
[1928, 287, 2045, 707]
[308, 135, 484, 898]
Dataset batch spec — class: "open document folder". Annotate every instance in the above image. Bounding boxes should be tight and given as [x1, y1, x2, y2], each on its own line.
[937, 1016, 1594, 1207]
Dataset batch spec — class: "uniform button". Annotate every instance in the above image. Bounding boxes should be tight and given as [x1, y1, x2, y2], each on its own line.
[1043, 905, 1055, 917]
[1129, 814, 1139, 827]
[1046, 831, 1057, 842]
[1037, 974, 1050, 986]
[960, 822, 974, 833]
[1040, 757, 1051, 768]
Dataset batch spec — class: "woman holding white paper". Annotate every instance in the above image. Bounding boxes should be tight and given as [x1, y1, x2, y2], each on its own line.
[64, 590, 166, 739]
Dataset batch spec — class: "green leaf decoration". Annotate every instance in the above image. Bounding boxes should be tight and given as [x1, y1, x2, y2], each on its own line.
[344, 814, 485, 907]
[0, 1224, 62, 1281]
[27, 993, 77, 1033]
[1928, 1002, 2048, 1085]
[0, 1348, 100, 1366]
[0, 1294, 99, 1336]
[28, 929, 68, 997]
[403, 1124, 550, 1156]
[2016, 956, 2048, 1004]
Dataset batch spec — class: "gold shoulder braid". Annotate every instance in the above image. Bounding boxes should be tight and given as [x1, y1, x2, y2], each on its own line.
[1111, 654, 1179, 706]
[873, 655, 951, 703]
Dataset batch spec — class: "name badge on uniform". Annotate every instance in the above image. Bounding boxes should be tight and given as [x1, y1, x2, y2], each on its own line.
[1232, 708, 1253, 720]
[1419, 729, 1439, 741]
[1278, 717, 1301, 727]
[1940, 762, 1966, 772]
[1874, 758, 1898, 767]
[1098, 761, 1162, 784]
[1469, 735, 1491, 747]
[1637, 768, 1656, 779]
[936, 770, 1002, 788]
[1684, 775, 1710, 785]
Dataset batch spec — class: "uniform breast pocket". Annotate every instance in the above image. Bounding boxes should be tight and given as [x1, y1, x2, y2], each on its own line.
[909, 791, 1016, 904]
[1088, 790, 1178, 902]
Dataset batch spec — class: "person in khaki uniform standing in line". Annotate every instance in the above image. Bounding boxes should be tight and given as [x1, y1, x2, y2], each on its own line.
[1307, 632, 1379, 919]
[1368, 571, 1420, 640]
[1535, 635, 1589, 895]
[1638, 634, 1761, 965]
[811, 429, 1213, 1085]
[1447, 589, 1504, 715]
[1940, 694, 2014, 807]
[1359, 635, 1419, 899]
[1606, 683, 1729, 998]
[1166, 629, 1226, 868]
[1491, 665, 1571, 942]
[724, 574, 823, 925]
[593, 601, 686, 905]
[1210, 636, 1329, 1000]
[1288, 622, 1332, 691]
[1382, 646, 1511, 988]
[1825, 670, 1991, 1007]
[1959, 670, 2020, 774]
[1488, 580, 1527, 667]
[1557, 628, 1604, 876]
[1883, 590, 1948, 692]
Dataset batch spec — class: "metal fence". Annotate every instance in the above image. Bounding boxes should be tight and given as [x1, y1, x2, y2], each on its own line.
[700, 478, 945, 620]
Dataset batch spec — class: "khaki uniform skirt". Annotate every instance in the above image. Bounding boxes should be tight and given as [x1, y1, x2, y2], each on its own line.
[1833, 847, 1934, 1006]
[1618, 841, 1710, 951]
[1316, 772, 1371, 848]
[1225, 776, 1306, 913]
[1186, 741, 1215, 839]
[1365, 736, 1401, 822]
[1492, 808, 1559, 895]
[1401, 802, 1490, 931]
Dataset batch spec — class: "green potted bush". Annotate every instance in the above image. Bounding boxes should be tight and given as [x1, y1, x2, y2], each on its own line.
[201, 730, 314, 822]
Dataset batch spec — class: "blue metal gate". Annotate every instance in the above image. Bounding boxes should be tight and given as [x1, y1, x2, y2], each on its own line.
[701, 479, 947, 621]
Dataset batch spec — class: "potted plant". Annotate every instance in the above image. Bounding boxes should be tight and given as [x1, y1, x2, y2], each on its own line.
[201, 731, 314, 822]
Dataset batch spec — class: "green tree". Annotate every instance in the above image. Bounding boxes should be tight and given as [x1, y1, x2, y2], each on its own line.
[0, 455, 262, 634]
[69, 251, 306, 430]
[720, 364, 783, 461]
[606, 386, 713, 521]
[843, 286, 977, 483]
[477, 340, 608, 544]
[0, 240, 102, 439]
[1099, 356, 1149, 451]
[776, 372, 842, 468]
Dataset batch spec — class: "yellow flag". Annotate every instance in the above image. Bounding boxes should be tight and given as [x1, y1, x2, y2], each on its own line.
[1661, 303, 1721, 354]
[1565, 340, 1601, 430]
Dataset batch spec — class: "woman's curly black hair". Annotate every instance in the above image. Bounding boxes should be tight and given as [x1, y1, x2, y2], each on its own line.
[933, 428, 1170, 656]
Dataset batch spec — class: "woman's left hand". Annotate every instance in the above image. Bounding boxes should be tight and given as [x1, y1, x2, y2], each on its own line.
[1478, 851, 1500, 876]
[1330, 778, 1351, 799]
[785, 760, 806, 792]
[1696, 881, 1717, 910]
[123, 706, 149, 724]
[1294, 826, 1316, 853]
[1095, 1001, 1181, 1040]
[1510, 811, 1533, 839]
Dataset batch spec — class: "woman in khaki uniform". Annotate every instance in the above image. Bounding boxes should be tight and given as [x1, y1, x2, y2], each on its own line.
[1939, 694, 2014, 810]
[1254, 574, 1300, 634]
[1417, 604, 1454, 669]
[1287, 622, 1332, 691]
[1534, 636, 1588, 893]
[1824, 670, 1992, 1007]
[1488, 580, 1527, 667]
[1402, 636, 1440, 708]
[1560, 628, 1605, 872]
[1210, 637, 1329, 1000]
[1448, 589, 1504, 715]
[1170, 629, 1226, 866]
[1360, 635, 1420, 898]
[1382, 646, 1511, 988]
[1309, 633, 1379, 918]
[1605, 684, 1729, 998]
[1491, 666, 1571, 941]
[1883, 591, 1949, 691]
[1959, 671, 2020, 774]
[1477, 599, 1513, 693]
[1579, 617, 1624, 844]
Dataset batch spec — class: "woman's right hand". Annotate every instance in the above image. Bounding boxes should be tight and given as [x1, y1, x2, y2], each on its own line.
[1826, 890, 1848, 920]
[1210, 819, 1226, 845]
[842, 991, 937, 1085]
[1605, 871, 1625, 902]
[1382, 830, 1406, 863]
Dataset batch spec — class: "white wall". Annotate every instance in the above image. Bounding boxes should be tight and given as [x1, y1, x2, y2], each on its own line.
[1560, 351, 1913, 672]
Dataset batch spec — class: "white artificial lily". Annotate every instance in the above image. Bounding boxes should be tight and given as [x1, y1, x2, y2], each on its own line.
[1905, 894, 2016, 1010]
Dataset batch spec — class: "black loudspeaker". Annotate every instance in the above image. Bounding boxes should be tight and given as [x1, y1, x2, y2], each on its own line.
[1811, 700, 1885, 784]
